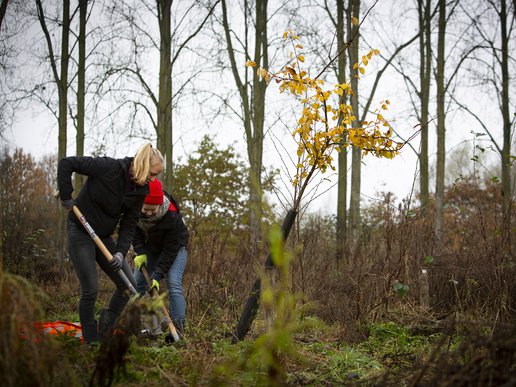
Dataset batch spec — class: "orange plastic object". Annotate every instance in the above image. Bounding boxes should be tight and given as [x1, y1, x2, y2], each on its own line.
[19, 321, 83, 343]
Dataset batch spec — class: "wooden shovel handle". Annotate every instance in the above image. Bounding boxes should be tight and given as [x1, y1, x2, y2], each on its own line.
[54, 191, 137, 295]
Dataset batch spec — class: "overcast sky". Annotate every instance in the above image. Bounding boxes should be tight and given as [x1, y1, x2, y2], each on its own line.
[3, 0, 510, 216]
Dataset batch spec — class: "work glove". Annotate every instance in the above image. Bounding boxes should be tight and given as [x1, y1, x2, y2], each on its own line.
[60, 199, 75, 212]
[134, 254, 147, 270]
[109, 252, 124, 272]
[149, 278, 160, 294]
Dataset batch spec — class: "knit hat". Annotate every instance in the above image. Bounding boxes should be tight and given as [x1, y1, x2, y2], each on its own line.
[144, 178, 164, 205]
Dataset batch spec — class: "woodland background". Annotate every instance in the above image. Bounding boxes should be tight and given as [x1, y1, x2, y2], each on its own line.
[0, 0, 515, 385]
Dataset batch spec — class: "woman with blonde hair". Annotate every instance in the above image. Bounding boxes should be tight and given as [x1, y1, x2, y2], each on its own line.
[57, 143, 164, 344]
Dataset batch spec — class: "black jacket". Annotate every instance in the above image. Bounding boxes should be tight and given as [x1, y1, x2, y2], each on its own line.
[58, 156, 149, 256]
[132, 193, 189, 280]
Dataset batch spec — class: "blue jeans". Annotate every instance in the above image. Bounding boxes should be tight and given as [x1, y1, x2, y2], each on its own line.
[134, 246, 187, 327]
[67, 220, 136, 343]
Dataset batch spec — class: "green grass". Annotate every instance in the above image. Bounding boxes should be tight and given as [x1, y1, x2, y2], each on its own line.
[49, 319, 436, 385]
[16, 309, 509, 387]
[357, 322, 437, 368]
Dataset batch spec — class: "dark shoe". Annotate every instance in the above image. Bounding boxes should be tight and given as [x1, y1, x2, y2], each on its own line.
[82, 321, 99, 344]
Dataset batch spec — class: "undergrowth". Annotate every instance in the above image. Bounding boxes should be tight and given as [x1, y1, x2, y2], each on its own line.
[2, 178, 514, 385]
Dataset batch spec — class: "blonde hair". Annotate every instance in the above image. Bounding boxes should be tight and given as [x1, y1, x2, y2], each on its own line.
[132, 143, 164, 185]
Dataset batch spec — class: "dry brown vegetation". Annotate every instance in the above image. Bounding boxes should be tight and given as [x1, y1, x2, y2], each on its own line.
[1, 148, 514, 385]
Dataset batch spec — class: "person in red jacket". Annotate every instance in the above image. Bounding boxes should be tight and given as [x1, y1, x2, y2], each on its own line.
[133, 178, 189, 335]
[57, 143, 164, 344]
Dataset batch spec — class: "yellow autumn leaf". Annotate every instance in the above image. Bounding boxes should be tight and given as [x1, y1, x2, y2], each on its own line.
[351, 16, 359, 26]
[359, 67, 365, 74]
[286, 66, 297, 76]
[298, 55, 305, 62]
[245, 60, 257, 67]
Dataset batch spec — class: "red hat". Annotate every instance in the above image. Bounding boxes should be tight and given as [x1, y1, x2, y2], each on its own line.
[144, 179, 164, 205]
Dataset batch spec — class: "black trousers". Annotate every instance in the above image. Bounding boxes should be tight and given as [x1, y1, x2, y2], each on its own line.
[67, 220, 136, 342]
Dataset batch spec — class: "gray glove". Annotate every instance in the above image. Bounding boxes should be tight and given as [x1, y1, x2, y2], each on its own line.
[61, 199, 75, 212]
[109, 252, 124, 272]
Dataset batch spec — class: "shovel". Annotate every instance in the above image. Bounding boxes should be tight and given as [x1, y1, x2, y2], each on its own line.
[69, 204, 139, 296]
[139, 264, 181, 343]
[56, 193, 179, 342]
[54, 191, 138, 296]
[71, 204, 181, 342]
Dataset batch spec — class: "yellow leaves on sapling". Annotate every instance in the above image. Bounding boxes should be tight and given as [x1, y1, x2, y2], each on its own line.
[265, 32, 400, 187]
[256, 67, 271, 83]
[353, 49, 381, 78]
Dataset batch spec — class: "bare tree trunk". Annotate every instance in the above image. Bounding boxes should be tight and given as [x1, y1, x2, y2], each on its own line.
[418, 0, 432, 206]
[59, 1, 70, 164]
[434, 0, 446, 255]
[0, 0, 9, 31]
[336, 0, 348, 260]
[58, 0, 70, 263]
[157, 0, 173, 189]
[75, 0, 87, 193]
[222, 0, 268, 251]
[110, 1, 216, 190]
[499, 0, 512, 252]
[249, 0, 267, 249]
[36, 0, 70, 261]
[348, 0, 361, 243]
